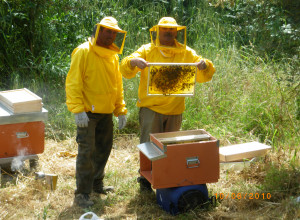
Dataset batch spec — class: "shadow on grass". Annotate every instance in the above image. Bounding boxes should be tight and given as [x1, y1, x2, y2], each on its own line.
[124, 189, 213, 220]
[57, 195, 106, 220]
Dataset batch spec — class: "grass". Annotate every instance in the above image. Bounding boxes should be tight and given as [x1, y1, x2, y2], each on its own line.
[182, 45, 299, 148]
[0, 136, 299, 219]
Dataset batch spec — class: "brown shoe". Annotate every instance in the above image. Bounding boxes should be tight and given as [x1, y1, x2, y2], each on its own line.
[74, 194, 94, 208]
[93, 186, 114, 194]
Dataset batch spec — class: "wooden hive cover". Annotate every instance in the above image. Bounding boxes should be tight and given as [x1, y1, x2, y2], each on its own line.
[219, 142, 271, 162]
[0, 88, 43, 114]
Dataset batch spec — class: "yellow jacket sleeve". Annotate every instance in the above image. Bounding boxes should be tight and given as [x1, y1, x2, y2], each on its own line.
[120, 45, 147, 79]
[65, 47, 86, 113]
[188, 47, 216, 83]
[113, 56, 127, 116]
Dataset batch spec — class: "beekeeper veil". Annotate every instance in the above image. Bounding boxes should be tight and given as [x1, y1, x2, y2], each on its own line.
[91, 17, 126, 54]
[150, 17, 186, 51]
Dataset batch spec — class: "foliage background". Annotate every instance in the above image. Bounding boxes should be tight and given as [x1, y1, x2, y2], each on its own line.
[0, 0, 299, 147]
[1, 0, 299, 144]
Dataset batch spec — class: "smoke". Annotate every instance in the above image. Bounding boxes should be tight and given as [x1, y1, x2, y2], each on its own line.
[11, 148, 27, 172]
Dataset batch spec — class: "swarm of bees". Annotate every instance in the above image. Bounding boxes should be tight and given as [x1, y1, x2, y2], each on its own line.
[149, 65, 196, 95]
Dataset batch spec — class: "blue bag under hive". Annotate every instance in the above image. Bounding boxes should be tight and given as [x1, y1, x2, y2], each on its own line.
[156, 184, 209, 215]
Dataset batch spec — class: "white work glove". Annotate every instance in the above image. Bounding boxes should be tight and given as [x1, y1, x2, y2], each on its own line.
[118, 115, 127, 130]
[74, 112, 89, 127]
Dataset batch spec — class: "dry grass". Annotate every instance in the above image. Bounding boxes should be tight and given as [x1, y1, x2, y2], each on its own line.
[0, 135, 299, 220]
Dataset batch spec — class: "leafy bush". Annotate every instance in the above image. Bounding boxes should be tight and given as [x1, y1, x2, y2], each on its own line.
[209, 0, 300, 59]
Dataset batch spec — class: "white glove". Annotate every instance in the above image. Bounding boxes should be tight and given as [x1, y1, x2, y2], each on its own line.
[74, 112, 89, 127]
[118, 115, 127, 130]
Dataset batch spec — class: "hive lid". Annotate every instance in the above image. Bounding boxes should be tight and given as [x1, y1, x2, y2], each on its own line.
[0, 88, 43, 114]
[219, 142, 272, 162]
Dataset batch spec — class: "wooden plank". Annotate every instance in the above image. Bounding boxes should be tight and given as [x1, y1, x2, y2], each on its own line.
[0, 88, 42, 113]
[158, 134, 210, 145]
[219, 142, 271, 162]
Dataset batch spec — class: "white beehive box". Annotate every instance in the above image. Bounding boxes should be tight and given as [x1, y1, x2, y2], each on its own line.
[0, 88, 43, 114]
[219, 142, 272, 162]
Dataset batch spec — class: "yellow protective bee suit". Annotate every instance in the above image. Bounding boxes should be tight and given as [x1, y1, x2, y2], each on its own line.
[120, 41, 215, 115]
[66, 17, 128, 204]
[66, 38, 127, 116]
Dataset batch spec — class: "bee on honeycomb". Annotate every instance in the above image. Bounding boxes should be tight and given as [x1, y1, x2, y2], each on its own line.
[149, 65, 195, 95]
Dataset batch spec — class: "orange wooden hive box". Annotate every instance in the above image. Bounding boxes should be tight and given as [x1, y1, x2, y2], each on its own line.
[138, 129, 220, 189]
[0, 121, 45, 158]
[0, 89, 47, 159]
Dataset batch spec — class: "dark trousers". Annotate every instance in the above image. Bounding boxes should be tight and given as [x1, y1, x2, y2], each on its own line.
[75, 112, 113, 195]
[138, 107, 182, 186]
[139, 107, 182, 144]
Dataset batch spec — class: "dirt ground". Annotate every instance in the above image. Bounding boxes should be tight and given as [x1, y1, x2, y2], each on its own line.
[0, 136, 299, 219]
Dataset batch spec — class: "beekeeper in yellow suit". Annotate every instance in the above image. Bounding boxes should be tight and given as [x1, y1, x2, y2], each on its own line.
[120, 17, 215, 191]
[66, 17, 127, 208]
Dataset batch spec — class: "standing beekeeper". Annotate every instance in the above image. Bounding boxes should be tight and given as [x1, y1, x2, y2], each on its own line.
[66, 17, 127, 208]
[120, 17, 215, 191]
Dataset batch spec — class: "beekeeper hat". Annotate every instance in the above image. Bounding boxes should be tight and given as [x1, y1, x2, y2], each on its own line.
[157, 17, 185, 30]
[150, 17, 186, 32]
[150, 17, 186, 49]
[99, 16, 125, 32]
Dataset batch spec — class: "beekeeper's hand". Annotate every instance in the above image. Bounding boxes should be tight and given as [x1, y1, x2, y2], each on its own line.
[196, 59, 207, 70]
[118, 115, 127, 130]
[74, 112, 89, 127]
[130, 58, 149, 69]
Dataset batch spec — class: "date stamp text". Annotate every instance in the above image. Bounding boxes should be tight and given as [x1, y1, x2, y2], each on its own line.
[215, 193, 271, 200]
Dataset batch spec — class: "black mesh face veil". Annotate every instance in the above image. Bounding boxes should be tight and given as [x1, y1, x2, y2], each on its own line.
[91, 25, 97, 38]
[174, 28, 185, 45]
[150, 30, 157, 45]
[111, 31, 126, 52]
[149, 26, 186, 49]
[92, 24, 127, 54]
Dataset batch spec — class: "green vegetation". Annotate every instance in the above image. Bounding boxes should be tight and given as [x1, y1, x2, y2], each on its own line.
[1, 0, 298, 143]
[0, 0, 299, 218]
